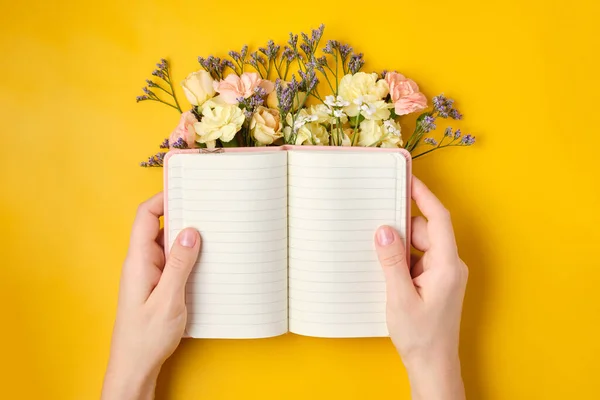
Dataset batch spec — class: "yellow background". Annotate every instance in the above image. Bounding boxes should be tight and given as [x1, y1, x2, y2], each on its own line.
[1, 0, 599, 398]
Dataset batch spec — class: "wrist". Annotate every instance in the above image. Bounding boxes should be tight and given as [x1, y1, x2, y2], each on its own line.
[403, 349, 465, 400]
[102, 359, 160, 400]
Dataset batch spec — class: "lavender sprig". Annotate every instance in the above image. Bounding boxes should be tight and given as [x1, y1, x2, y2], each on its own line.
[247, 51, 268, 78]
[198, 55, 234, 80]
[432, 94, 462, 120]
[404, 94, 465, 152]
[140, 151, 166, 167]
[171, 138, 188, 149]
[413, 128, 476, 159]
[136, 59, 182, 113]
[228, 45, 249, 75]
[348, 53, 365, 74]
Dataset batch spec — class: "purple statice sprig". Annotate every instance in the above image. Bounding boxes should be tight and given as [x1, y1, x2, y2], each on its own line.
[247, 51, 269, 79]
[404, 94, 465, 153]
[237, 87, 268, 116]
[171, 137, 189, 149]
[159, 137, 170, 149]
[275, 76, 300, 117]
[256, 40, 280, 79]
[432, 94, 463, 120]
[198, 55, 235, 80]
[299, 24, 325, 60]
[140, 151, 166, 168]
[227, 45, 249, 76]
[413, 128, 476, 159]
[311, 37, 364, 100]
[136, 58, 182, 113]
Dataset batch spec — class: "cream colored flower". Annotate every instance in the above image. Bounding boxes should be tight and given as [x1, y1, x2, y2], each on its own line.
[358, 119, 402, 148]
[359, 100, 391, 121]
[194, 100, 244, 147]
[342, 128, 353, 146]
[283, 110, 327, 145]
[181, 70, 216, 107]
[338, 72, 389, 117]
[309, 103, 349, 126]
[309, 104, 331, 124]
[305, 122, 329, 145]
[250, 107, 283, 145]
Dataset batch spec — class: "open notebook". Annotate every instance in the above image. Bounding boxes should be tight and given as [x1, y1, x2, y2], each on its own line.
[164, 146, 411, 339]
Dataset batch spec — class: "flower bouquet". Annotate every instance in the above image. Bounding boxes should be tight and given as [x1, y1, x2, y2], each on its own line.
[137, 24, 475, 167]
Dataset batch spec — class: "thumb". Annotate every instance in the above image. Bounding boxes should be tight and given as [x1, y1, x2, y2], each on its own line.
[374, 225, 417, 304]
[155, 228, 201, 301]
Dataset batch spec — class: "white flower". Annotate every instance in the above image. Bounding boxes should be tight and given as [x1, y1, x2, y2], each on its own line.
[383, 119, 402, 137]
[194, 100, 245, 147]
[332, 109, 345, 118]
[359, 100, 391, 120]
[284, 110, 329, 145]
[339, 72, 389, 117]
[324, 95, 350, 108]
[358, 119, 402, 148]
[181, 70, 216, 107]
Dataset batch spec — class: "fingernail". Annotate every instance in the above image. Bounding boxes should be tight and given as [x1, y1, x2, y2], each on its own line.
[376, 226, 395, 246]
[179, 229, 197, 248]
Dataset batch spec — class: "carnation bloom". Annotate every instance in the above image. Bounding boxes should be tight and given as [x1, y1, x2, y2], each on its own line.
[193, 100, 245, 147]
[214, 72, 275, 104]
[385, 72, 427, 115]
[169, 111, 198, 149]
[338, 72, 389, 117]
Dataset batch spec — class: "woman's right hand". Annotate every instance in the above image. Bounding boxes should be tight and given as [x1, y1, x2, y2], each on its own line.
[374, 176, 468, 400]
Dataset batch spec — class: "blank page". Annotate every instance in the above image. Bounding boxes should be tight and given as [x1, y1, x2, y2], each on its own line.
[287, 150, 407, 338]
[166, 151, 288, 338]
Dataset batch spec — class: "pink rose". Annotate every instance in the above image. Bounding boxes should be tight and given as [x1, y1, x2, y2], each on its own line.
[213, 72, 275, 104]
[169, 111, 198, 149]
[385, 72, 428, 115]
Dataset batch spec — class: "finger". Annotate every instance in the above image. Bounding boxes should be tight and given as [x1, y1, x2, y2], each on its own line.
[410, 252, 421, 269]
[411, 177, 457, 253]
[374, 225, 417, 304]
[156, 227, 165, 250]
[129, 193, 164, 256]
[411, 216, 430, 252]
[152, 228, 201, 303]
[411, 258, 425, 279]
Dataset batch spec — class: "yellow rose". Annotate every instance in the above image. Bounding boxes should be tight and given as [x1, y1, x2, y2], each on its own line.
[266, 81, 307, 111]
[338, 72, 389, 117]
[250, 107, 283, 145]
[194, 100, 244, 147]
[358, 119, 401, 148]
[181, 70, 216, 107]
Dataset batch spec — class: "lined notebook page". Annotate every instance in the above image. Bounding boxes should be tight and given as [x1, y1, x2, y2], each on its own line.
[287, 150, 407, 338]
[166, 151, 288, 338]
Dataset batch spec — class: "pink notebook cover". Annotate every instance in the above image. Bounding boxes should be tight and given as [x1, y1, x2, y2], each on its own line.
[163, 145, 412, 261]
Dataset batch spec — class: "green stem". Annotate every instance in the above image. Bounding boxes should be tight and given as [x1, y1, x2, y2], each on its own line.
[152, 83, 173, 96]
[319, 68, 336, 94]
[351, 114, 361, 146]
[148, 98, 181, 112]
[166, 74, 182, 113]
[334, 51, 339, 95]
[412, 143, 461, 159]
